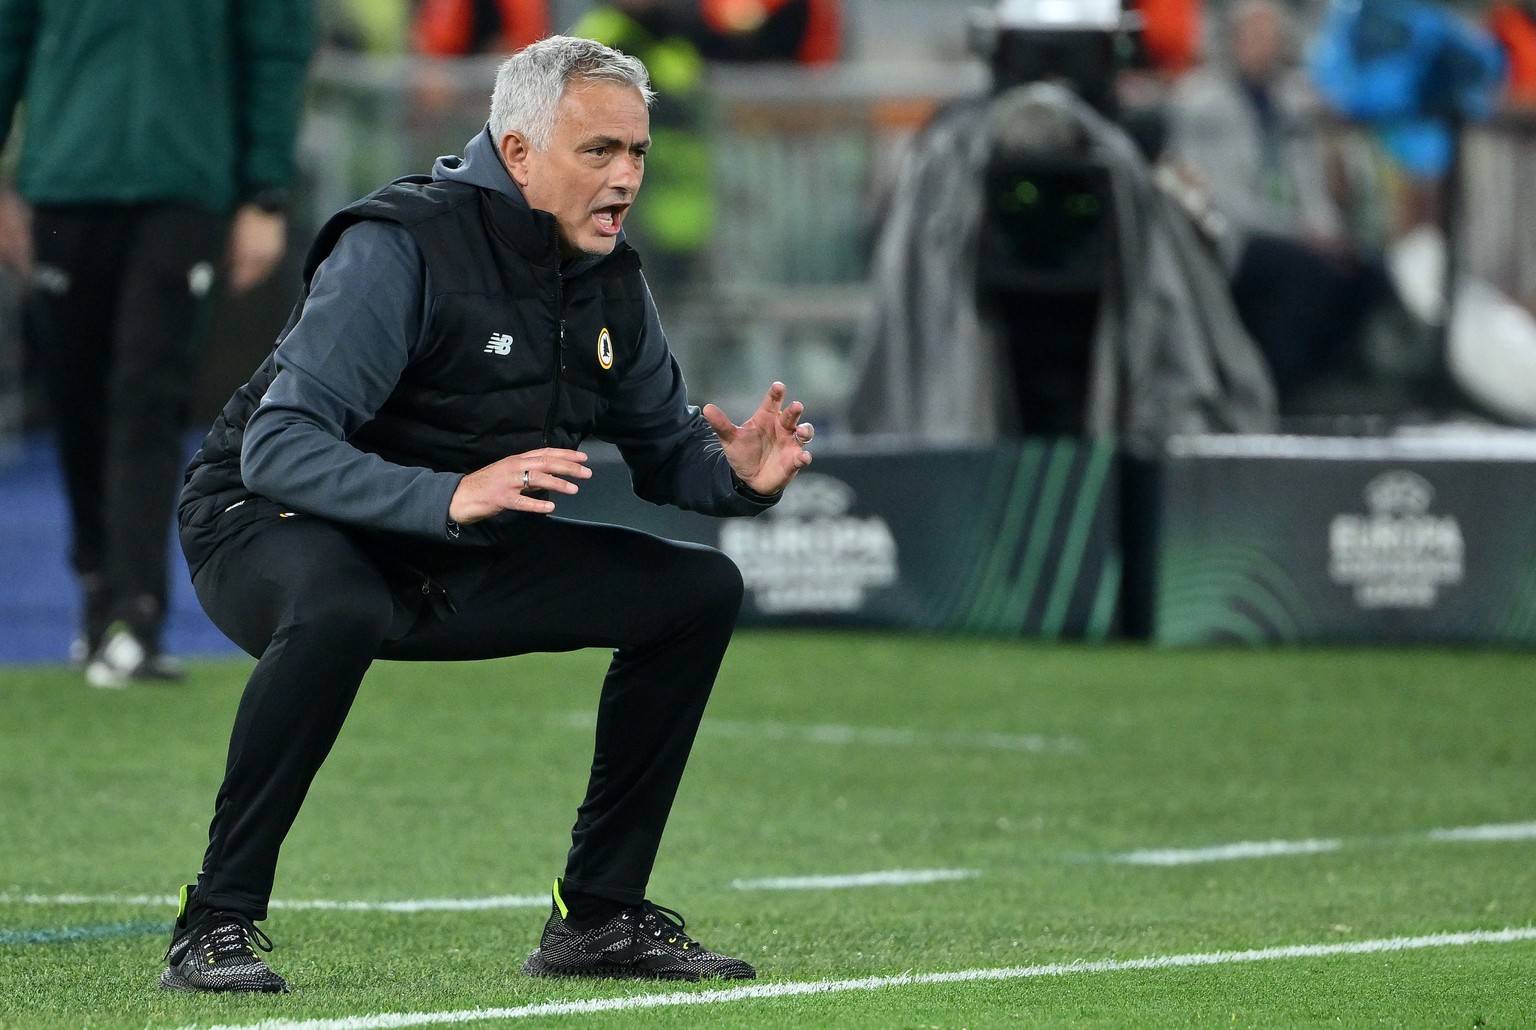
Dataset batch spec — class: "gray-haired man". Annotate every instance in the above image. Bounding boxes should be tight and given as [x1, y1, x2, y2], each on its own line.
[161, 35, 812, 993]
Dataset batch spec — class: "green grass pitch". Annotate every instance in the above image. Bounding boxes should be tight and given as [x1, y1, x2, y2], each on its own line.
[1, 631, 1533, 1027]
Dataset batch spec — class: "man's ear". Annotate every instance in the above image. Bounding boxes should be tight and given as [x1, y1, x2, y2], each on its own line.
[498, 131, 534, 188]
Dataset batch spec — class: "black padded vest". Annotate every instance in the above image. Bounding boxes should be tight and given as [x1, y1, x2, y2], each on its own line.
[180, 177, 647, 568]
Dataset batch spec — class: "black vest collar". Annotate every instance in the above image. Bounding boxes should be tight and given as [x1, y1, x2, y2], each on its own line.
[305, 177, 642, 288]
[480, 186, 562, 267]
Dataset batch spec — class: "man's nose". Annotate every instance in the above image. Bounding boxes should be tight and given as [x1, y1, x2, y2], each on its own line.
[611, 154, 643, 193]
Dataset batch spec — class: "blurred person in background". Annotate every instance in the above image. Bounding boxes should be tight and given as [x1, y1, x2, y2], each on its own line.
[1489, 0, 1536, 104]
[160, 35, 811, 993]
[413, 0, 549, 55]
[571, 0, 715, 288]
[1165, 0, 1395, 408]
[410, 0, 552, 192]
[694, 0, 841, 65]
[0, 0, 315, 686]
[569, 0, 842, 290]
[320, 0, 411, 54]
[1136, 0, 1202, 79]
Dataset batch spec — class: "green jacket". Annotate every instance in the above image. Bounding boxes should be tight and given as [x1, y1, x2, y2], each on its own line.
[0, 0, 315, 211]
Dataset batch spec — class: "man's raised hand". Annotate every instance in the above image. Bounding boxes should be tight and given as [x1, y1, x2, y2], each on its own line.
[702, 382, 814, 496]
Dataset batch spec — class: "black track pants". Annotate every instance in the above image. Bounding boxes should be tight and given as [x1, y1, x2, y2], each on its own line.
[32, 204, 224, 646]
[188, 508, 745, 921]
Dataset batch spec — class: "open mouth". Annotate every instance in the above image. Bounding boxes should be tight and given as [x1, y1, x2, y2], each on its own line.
[593, 205, 626, 237]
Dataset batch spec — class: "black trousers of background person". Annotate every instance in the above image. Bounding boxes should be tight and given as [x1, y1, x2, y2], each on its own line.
[32, 204, 225, 650]
[1229, 232, 1394, 405]
[186, 504, 745, 922]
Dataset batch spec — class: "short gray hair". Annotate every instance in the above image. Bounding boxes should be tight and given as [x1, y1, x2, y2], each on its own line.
[489, 35, 655, 151]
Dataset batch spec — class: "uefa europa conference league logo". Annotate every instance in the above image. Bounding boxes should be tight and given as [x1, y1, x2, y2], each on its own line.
[718, 474, 898, 614]
[1328, 470, 1464, 610]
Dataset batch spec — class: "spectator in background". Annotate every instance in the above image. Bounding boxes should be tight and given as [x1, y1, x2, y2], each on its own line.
[1136, 0, 1202, 78]
[571, 1, 716, 288]
[1488, 0, 1536, 105]
[320, 0, 411, 54]
[1165, 0, 1393, 406]
[413, 0, 549, 55]
[569, 0, 842, 291]
[695, 0, 841, 65]
[411, 0, 552, 215]
[0, 0, 315, 686]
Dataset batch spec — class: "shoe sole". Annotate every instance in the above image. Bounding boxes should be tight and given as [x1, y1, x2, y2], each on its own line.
[86, 665, 185, 689]
[85, 663, 130, 689]
[520, 948, 754, 982]
[158, 964, 290, 993]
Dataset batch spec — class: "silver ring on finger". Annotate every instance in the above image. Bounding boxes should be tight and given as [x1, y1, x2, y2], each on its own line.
[522, 468, 531, 489]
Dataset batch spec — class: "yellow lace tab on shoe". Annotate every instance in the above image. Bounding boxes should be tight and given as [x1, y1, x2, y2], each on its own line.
[552, 878, 569, 919]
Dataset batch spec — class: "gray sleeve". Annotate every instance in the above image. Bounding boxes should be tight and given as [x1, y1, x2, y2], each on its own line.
[241, 219, 464, 537]
[596, 280, 776, 516]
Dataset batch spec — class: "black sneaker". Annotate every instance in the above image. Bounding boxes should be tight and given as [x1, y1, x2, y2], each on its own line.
[157, 885, 289, 993]
[521, 878, 756, 981]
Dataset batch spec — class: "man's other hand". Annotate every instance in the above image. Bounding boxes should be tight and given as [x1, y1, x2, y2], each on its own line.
[225, 204, 287, 294]
[0, 188, 32, 277]
[450, 447, 592, 524]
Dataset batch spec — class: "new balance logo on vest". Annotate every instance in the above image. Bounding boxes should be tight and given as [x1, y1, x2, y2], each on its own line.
[484, 332, 514, 355]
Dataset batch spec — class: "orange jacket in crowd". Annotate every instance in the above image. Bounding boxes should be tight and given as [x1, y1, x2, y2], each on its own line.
[1136, 0, 1200, 76]
[413, 0, 550, 55]
[699, 0, 841, 65]
[1489, 2, 1536, 103]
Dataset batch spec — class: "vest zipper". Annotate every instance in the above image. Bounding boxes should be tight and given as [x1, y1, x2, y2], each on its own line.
[421, 574, 458, 616]
[544, 263, 565, 445]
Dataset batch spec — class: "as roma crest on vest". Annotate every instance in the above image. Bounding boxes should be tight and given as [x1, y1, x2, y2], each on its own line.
[597, 327, 615, 371]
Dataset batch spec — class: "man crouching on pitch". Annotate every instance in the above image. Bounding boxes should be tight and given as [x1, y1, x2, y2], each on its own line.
[162, 35, 813, 993]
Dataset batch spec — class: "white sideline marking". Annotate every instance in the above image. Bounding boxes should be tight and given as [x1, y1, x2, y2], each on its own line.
[555, 712, 1083, 754]
[1109, 820, 1536, 867]
[0, 892, 180, 907]
[169, 927, 1536, 1030]
[731, 869, 981, 890]
[0, 892, 546, 912]
[1426, 822, 1536, 842]
[1112, 839, 1344, 866]
[703, 718, 1083, 754]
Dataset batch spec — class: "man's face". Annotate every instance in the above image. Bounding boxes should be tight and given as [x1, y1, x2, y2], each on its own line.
[500, 79, 650, 259]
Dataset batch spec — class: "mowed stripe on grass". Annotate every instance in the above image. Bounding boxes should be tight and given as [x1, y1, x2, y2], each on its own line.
[7, 818, 1534, 915]
[167, 927, 1536, 1030]
[0, 892, 549, 913]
